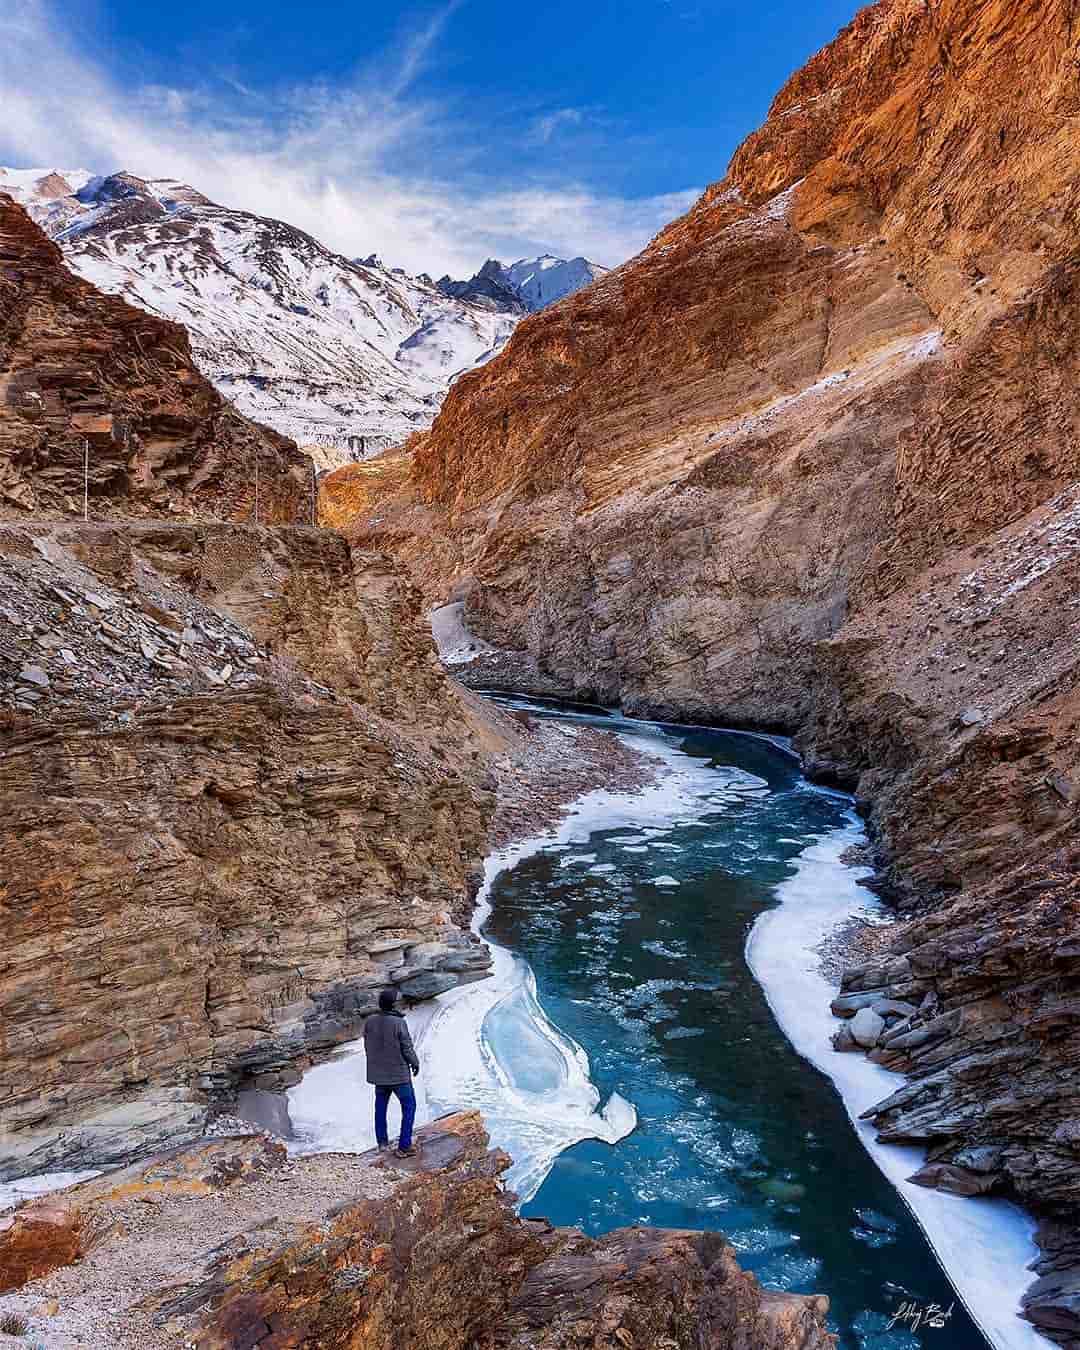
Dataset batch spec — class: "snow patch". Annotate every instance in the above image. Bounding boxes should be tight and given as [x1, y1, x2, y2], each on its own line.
[430, 601, 494, 666]
[747, 821, 1043, 1350]
[0, 1169, 100, 1213]
[958, 483, 1080, 612]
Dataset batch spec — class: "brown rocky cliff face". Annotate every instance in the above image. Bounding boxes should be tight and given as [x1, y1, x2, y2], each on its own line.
[0, 196, 311, 523]
[0, 199, 511, 1185]
[325, 0, 1080, 1327]
[0, 521, 500, 1180]
[409, 0, 1080, 517]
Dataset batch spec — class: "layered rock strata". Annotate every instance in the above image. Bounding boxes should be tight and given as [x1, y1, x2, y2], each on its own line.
[0, 196, 311, 523]
[0, 194, 509, 1183]
[0, 1113, 835, 1350]
[0, 519, 499, 1180]
[323, 0, 1080, 1327]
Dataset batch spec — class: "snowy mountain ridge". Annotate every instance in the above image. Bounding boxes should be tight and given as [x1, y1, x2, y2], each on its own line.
[0, 167, 538, 463]
[437, 253, 607, 313]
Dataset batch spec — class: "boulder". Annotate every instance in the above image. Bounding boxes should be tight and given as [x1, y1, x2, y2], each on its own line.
[234, 1090, 294, 1139]
[907, 1162, 998, 1197]
[398, 972, 459, 1000]
[830, 989, 889, 1017]
[1022, 1268, 1080, 1338]
[871, 999, 919, 1021]
[850, 1007, 886, 1048]
[438, 948, 492, 974]
[831, 1024, 858, 1052]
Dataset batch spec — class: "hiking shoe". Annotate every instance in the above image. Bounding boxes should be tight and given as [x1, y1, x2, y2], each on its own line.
[395, 1145, 418, 1158]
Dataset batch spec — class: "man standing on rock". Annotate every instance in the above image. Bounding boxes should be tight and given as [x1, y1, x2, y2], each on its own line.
[363, 987, 420, 1157]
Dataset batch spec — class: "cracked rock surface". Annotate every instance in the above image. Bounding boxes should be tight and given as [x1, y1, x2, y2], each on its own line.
[0, 1114, 835, 1350]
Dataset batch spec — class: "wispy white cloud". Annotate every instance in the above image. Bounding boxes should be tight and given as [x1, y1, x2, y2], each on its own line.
[529, 107, 586, 145]
[0, 0, 701, 276]
[387, 0, 465, 98]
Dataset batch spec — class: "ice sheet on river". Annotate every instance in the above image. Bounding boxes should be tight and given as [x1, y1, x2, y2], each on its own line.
[289, 723, 764, 1202]
[747, 820, 1043, 1350]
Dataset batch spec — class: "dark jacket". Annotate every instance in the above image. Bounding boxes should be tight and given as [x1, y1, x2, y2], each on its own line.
[363, 1010, 420, 1085]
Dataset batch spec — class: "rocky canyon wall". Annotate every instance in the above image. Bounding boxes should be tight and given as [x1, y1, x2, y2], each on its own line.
[0, 520, 499, 1179]
[0, 198, 505, 1181]
[323, 0, 1080, 1321]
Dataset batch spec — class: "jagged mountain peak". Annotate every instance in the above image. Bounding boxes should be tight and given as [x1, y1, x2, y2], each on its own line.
[0, 166, 93, 196]
[73, 171, 212, 209]
[438, 252, 608, 313]
[436, 259, 527, 315]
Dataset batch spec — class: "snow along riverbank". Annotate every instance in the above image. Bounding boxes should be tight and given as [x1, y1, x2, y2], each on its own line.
[746, 811, 1044, 1350]
[291, 708, 1045, 1349]
[288, 716, 765, 1198]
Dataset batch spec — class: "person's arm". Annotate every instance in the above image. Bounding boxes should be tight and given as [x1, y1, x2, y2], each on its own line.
[398, 1019, 420, 1075]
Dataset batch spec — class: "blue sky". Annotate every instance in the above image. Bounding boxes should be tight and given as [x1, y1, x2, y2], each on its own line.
[1, 0, 860, 274]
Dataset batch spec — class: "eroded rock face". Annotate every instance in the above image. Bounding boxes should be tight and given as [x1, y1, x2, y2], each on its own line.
[0, 196, 510, 1186]
[0, 522, 498, 1179]
[322, 0, 1080, 1319]
[0, 1114, 836, 1350]
[0, 196, 311, 522]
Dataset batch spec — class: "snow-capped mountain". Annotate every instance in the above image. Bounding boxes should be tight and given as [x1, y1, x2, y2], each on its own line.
[437, 253, 607, 313]
[503, 255, 608, 310]
[0, 167, 521, 464]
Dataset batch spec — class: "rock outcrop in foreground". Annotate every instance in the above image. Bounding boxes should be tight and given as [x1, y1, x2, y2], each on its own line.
[0, 1113, 835, 1350]
[324, 0, 1080, 1333]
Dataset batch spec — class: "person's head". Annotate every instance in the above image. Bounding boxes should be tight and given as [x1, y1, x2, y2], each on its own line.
[378, 987, 399, 1013]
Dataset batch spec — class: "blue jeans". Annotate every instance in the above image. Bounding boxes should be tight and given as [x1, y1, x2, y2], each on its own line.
[374, 1080, 416, 1150]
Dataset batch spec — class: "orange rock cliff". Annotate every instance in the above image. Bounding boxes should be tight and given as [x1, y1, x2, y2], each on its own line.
[325, 0, 1080, 1334]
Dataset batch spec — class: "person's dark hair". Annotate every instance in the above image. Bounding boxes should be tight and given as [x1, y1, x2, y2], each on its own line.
[378, 987, 398, 1012]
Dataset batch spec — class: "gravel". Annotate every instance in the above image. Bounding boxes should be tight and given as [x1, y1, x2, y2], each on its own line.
[490, 716, 666, 851]
[0, 1150, 403, 1349]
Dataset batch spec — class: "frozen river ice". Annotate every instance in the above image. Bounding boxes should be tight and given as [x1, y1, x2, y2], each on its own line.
[290, 697, 1043, 1350]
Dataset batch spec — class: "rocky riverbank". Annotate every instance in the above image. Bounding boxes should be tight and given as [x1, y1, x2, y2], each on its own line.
[489, 710, 666, 849]
[0, 1114, 836, 1350]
